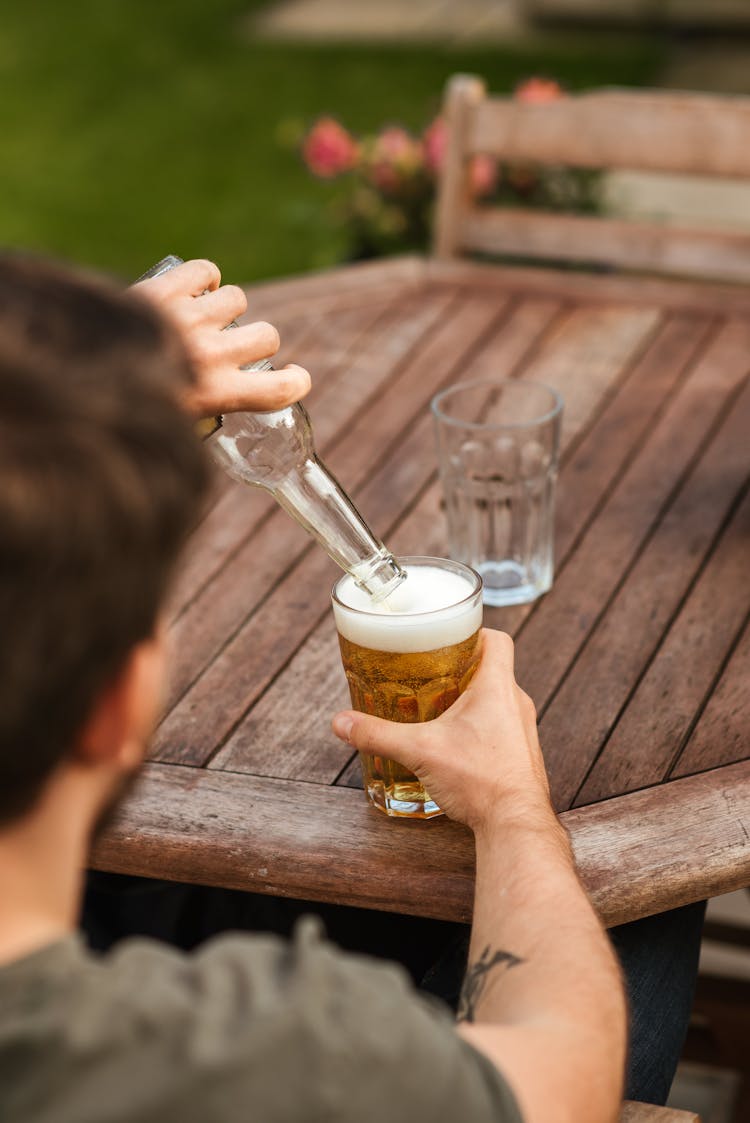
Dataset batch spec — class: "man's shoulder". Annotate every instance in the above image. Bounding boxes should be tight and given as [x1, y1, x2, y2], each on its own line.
[0, 923, 522, 1123]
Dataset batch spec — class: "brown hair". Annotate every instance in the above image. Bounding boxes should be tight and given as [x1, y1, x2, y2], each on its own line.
[0, 253, 209, 823]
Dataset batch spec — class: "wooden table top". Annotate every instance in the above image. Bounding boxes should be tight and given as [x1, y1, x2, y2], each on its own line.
[92, 256, 750, 928]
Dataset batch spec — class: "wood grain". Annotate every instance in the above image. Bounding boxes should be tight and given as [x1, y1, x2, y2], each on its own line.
[510, 303, 661, 451]
[240, 255, 424, 320]
[673, 617, 750, 779]
[577, 475, 750, 804]
[90, 759, 750, 929]
[553, 362, 750, 810]
[427, 256, 750, 316]
[512, 320, 750, 808]
[461, 207, 750, 283]
[471, 88, 750, 179]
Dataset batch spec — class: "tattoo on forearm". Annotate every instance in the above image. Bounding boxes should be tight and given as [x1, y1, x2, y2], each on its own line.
[457, 945, 524, 1023]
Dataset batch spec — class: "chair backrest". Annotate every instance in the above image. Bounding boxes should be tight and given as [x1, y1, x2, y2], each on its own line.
[433, 74, 750, 283]
[620, 1103, 700, 1122]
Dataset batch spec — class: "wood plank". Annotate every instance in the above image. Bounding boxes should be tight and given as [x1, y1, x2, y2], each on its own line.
[212, 299, 562, 781]
[461, 207, 750, 284]
[501, 303, 661, 451]
[471, 89, 750, 179]
[239, 255, 425, 319]
[620, 1104, 699, 1123]
[577, 480, 750, 804]
[425, 256, 750, 316]
[336, 754, 365, 790]
[511, 321, 750, 809]
[673, 617, 750, 778]
[552, 314, 715, 568]
[152, 294, 508, 766]
[168, 290, 452, 624]
[90, 759, 750, 928]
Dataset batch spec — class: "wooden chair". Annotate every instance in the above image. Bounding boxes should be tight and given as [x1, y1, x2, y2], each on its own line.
[434, 76, 750, 283]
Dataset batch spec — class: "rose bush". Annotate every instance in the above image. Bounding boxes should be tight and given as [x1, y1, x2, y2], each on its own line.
[299, 77, 601, 260]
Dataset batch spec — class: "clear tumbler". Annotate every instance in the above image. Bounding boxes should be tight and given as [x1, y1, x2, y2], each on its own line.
[432, 380, 563, 607]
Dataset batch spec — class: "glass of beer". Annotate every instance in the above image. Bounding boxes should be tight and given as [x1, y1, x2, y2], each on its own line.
[331, 556, 483, 818]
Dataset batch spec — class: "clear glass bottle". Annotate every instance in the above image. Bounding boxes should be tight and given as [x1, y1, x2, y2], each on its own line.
[138, 255, 405, 602]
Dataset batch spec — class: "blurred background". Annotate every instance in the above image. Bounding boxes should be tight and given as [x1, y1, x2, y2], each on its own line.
[4, 2, 750, 1118]
[4, 0, 750, 286]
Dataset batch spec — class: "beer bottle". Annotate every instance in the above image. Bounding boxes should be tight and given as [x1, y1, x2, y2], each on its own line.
[138, 256, 406, 603]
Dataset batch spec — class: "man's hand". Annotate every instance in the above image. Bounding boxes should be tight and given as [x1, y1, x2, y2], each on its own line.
[133, 258, 311, 418]
[332, 628, 555, 834]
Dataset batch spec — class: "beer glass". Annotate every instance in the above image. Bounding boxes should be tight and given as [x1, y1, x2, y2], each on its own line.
[332, 556, 483, 818]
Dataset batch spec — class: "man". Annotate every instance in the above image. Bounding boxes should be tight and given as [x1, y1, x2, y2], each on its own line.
[0, 252, 648, 1123]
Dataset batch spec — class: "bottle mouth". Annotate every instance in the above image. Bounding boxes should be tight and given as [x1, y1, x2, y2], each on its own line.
[351, 552, 407, 603]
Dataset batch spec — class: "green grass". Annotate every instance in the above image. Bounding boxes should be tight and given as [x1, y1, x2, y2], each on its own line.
[0, 1, 664, 283]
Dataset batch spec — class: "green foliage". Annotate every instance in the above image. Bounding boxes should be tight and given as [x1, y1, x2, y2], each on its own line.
[0, 1, 663, 282]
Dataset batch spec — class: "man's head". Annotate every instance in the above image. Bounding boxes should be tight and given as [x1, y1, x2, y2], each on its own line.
[0, 253, 209, 829]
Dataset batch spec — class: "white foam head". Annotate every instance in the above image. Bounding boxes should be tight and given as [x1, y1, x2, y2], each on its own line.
[332, 559, 482, 653]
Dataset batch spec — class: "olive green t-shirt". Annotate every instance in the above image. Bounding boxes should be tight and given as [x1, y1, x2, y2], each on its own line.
[0, 918, 523, 1123]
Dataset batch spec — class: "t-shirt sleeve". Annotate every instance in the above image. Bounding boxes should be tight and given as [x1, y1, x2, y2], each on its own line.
[177, 917, 525, 1123]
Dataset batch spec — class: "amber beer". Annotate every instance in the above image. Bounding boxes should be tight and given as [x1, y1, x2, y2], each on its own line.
[332, 557, 483, 818]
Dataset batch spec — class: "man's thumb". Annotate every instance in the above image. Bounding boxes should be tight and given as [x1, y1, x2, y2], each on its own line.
[332, 710, 421, 770]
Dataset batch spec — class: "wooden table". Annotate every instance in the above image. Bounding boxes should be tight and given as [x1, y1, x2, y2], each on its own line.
[92, 256, 750, 929]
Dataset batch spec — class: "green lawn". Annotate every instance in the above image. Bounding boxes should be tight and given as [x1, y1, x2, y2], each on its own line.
[0, 1, 664, 284]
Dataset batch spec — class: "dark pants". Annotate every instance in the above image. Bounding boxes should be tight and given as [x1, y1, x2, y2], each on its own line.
[83, 872, 705, 1106]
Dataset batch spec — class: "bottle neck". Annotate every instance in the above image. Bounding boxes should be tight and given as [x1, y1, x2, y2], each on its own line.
[273, 457, 405, 602]
[349, 550, 407, 603]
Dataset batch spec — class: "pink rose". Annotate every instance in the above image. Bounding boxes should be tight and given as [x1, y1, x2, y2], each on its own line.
[423, 117, 447, 174]
[514, 77, 565, 104]
[470, 154, 498, 199]
[373, 126, 421, 165]
[368, 126, 423, 192]
[302, 118, 357, 178]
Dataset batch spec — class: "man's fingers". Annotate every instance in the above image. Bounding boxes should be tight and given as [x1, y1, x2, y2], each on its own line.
[189, 320, 282, 380]
[204, 363, 312, 413]
[137, 258, 222, 300]
[191, 284, 248, 327]
[222, 320, 281, 365]
[332, 710, 426, 772]
[457, 629, 514, 704]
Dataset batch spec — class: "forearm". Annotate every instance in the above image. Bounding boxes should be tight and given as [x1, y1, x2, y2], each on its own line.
[459, 807, 626, 1123]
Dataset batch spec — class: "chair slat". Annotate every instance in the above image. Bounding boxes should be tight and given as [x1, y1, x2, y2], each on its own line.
[461, 207, 750, 283]
[472, 89, 750, 179]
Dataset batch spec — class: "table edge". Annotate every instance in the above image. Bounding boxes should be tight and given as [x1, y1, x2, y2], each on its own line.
[91, 759, 750, 928]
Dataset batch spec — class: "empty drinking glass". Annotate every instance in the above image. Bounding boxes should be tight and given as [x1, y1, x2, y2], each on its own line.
[431, 380, 563, 607]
